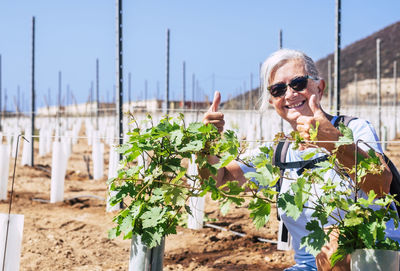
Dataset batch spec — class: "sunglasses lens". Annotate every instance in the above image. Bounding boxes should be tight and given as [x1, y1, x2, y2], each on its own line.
[289, 77, 308, 91]
[269, 84, 287, 97]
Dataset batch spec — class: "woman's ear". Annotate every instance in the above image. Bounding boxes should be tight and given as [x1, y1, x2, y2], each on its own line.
[318, 79, 326, 97]
[269, 97, 273, 104]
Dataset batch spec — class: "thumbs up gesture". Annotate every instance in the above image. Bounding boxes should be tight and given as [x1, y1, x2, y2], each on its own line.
[203, 91, 225, 133]
[296, 94, 340, 151]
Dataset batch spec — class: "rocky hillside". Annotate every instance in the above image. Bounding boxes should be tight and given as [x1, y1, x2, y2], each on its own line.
[223, 21, 400, 109]
[316, 20, 400, 88]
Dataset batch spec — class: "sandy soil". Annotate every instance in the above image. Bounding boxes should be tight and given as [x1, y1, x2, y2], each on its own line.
[1, 127, 399, 270]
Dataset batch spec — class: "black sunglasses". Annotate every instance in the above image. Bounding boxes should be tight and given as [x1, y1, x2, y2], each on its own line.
[267, 75, 319, 98]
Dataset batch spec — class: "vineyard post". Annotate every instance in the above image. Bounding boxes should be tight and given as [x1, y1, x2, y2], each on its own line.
[242, 82, 245, 110]
[192, 73, 195, 110]
[394, 61, 398, 136]
[0, 54, 2, 132]
[334, 0, 341, 116]
[31, 16, 35, 166]
[376, 38, 382, 142]
[354, 73, 358, 115]
[279, 29, 284, 132]
[128, 72, 131, 111]
[182, 61, 186, 109]
[96, 58, 99, 130]
[57, 71, 62, 129]
[165, 29, 170, 114]
[328, 60, 332, 113]
[144, 80, 148, 111]
[258, 62, 263, 140]
[116, 0, 123, 150]
[250, 72, 253, 110]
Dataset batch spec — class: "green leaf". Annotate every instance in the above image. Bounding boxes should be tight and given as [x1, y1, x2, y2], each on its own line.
[309, 121, 319, 141]
[249, 199, 271, 229]
[108, 227, 119, 239]
[214, 154, 235, 169]
[335, 123, 354, 148]
[179, 140, 203, 152]
[141, 207, 165, 229]
[301, 149, 319, 161]
[120, 214, 134, 234]
[277, 193, 302, 221]
[300, 220, 328, 256]
[220, 200, 231, 215]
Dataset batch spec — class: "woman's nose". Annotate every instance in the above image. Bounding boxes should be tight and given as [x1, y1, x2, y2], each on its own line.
[284, 86, 297, 99]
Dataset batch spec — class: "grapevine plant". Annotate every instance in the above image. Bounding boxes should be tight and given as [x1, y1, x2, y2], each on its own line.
[108, 114, 399, 266]
[107, 113, 279, 248]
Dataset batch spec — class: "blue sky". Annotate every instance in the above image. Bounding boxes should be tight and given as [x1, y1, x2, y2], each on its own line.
[0, 0, 399, 112]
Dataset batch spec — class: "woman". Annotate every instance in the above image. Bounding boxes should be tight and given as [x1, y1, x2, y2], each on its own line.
[203, 49, 394, 270]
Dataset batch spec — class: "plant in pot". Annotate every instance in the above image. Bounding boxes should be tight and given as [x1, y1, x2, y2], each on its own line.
[277, 122, 400, 270]
[107, 114, 279, 270]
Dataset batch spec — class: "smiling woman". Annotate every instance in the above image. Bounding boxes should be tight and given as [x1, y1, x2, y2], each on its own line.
[203, 48, 397, 271]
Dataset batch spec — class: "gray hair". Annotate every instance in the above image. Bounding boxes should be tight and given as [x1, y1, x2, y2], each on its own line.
[259, 49, 320, 111]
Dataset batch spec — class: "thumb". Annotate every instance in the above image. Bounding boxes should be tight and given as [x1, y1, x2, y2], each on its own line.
[209, 91, 221, 112]
[309, 94, 322, 116]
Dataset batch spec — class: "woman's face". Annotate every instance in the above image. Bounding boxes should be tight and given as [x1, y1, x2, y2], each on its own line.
[268, 59, 324, 128]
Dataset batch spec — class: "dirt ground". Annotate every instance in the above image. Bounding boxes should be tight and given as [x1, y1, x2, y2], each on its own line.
[1, 127, 400, 270]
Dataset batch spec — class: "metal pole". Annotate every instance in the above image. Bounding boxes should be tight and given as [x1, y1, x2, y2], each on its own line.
[192, 73, 195, 110]
[250, 73, 253, 110]
[394, 61, 398, 136]
[354, 73, 358, 115]
[0, 54, 2, 132]
[165, 29, 170, 114]
[31, 16, 35, 166]
[128, 72, 131, 109]
[58, 71, 61, 109]
[144, 80, 148, 110]
[90, 81, 94, 123]
[4, 88, 6, 112]
[376, 38, 382, 141]
[182, 61, 186, 109]
[212, 73, 215, 103]
[328, 60, 332, 113]
[116, 0, 123, 147]
[96, 58, 99, 130]
[279, 29, 284, 131]
[334, 0, 341, 116]
[242, 82, 246, 110]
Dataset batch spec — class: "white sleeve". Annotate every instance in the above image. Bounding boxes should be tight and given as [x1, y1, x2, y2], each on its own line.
[347, 118, 383, 154]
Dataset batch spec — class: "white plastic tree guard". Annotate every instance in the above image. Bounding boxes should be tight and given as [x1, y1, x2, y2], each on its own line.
[351, 249, 399, 271]
[10, 131, 19, 159]
[0, 144, 10, 200]
[50, 141, 67, 203]
[129, 235, 165, 271]
[38, 128, 46, 157]
[92, 131, 104, 180]
[277, 220, 292, 251]
[0, 214, 24, 271]
[20, 128, 32, 166]
[187, 154, 205, 230]
[106, 145, 120, 212]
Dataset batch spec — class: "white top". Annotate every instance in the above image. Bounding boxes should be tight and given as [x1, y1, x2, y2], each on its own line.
[239, 118, 400, 268]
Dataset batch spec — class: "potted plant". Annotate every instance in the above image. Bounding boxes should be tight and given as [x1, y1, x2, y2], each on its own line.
[277, 123, 400, 270]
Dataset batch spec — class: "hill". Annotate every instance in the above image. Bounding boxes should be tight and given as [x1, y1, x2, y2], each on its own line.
[223, 21, 400, 109]
[316, 21, 400, 88]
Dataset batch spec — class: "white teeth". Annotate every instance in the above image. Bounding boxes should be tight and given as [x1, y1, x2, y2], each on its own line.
[287, 101, 304, 109]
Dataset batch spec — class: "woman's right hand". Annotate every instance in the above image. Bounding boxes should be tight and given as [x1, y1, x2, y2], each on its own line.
[202, 91, 225, 133]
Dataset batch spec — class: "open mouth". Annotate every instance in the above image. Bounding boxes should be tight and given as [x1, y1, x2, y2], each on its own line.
[285, 100, 305, 109]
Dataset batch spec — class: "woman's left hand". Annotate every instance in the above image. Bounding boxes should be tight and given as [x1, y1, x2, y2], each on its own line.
[296, 94, 341, 151]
